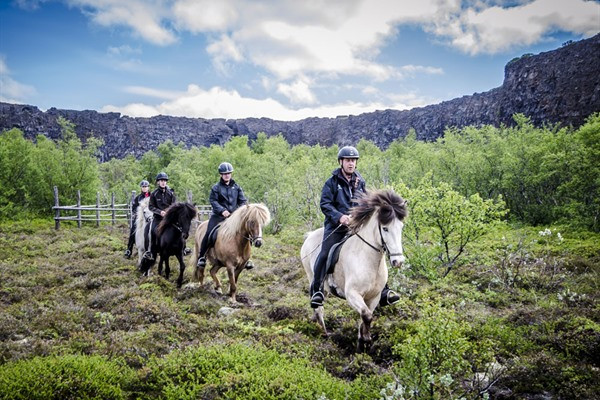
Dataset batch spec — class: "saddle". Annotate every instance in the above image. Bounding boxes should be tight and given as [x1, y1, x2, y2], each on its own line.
[206, 223, 221, 249]
[325, 234, 352, 274]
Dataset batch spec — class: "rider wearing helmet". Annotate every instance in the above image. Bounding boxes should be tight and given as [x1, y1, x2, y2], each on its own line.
[309, 146, 400, 308]
[124, 179, 151, 258]
[144, 172, 176, 260]
[196, 162, 251, 269]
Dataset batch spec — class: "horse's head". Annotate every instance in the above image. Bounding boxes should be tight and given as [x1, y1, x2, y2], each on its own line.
[159, 202, 197, 239]
[350, 190, 408, 267]
[241, 204, 271, 248]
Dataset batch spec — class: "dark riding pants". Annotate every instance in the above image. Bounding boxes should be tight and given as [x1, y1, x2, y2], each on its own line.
[310, 228, 347, 296]
[198, 214, 224, 259]
[127, 219, 137, 251]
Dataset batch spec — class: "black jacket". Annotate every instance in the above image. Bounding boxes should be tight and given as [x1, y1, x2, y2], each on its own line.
[320, 168, 366, 232]
[209, 178, 247, 217]
[149, 186, 176, 219]
[132, 192, 150, 216]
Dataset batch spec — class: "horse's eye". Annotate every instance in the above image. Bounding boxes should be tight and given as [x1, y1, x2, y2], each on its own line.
[382, 227, 389, 232]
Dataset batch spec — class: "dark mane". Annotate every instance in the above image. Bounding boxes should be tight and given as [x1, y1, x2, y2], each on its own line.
[157, 202, 197, 236]
[347, 190, 408, 233]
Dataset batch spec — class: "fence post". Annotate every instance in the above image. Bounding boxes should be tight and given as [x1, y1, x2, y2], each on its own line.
[54, 186, 60, 230]
[187, 190, 193, 203]
[96, 192, 100, 227]
[111, 193, 116, 225]
[77, 190, 82, 228]
[130, 190, 136, 228]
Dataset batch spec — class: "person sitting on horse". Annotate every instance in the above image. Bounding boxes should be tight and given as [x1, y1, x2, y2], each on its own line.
[124, 179, 150, 258]
[196, 162, 254, 270]
[309, 146, 401, 309]
[144, 172, 176, 260]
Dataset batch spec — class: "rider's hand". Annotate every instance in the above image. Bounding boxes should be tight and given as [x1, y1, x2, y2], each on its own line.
[222, 210, 231, 218]
[339, 215, 351, 225]
[160, 210, 166, 217]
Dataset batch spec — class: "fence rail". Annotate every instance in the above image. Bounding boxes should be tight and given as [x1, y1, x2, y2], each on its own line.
[52, 186, 211, 230]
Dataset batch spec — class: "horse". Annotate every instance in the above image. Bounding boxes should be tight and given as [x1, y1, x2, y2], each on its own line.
[300, 189, 408, 352]
[139, 202, 197, 288]
[134, 197, 153, 267]
[191, 204, 271, 303]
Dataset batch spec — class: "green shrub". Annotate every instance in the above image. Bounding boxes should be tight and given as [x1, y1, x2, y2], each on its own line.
[0, 355, 136, 400]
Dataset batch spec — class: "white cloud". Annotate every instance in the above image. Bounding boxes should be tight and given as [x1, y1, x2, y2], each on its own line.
[429, 0, 600, 54]
[276, 78, 317, 105]
[173, 0, 238, 32]
[206, 34, 244, 74]
[67, 0, 176, 45]
[0, 57, 36, 103]
[101, 83, 427, 121]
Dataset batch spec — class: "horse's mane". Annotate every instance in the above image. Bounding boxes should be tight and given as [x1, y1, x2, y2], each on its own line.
[219, 203, 271, 243]
[157, 202, 197, 235]
[347, 190, 408, 233]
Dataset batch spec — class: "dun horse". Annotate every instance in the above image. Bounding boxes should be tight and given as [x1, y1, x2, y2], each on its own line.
[301, 190, 407, 352]
[139, 202, 197, 288]
[192, 203, 270, 303]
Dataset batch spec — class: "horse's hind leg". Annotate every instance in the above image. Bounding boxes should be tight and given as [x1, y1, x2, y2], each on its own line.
[314, 307, 328, 337]
[210, 265, 222, 294]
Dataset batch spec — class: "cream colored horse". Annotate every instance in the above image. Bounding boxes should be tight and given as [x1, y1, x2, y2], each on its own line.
[191, 204, 271, 303]
[134, 197, 153, 267]
[301, 190, 407, 352]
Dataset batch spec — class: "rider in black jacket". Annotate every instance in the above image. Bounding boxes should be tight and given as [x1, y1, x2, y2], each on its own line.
[196, 162, 252, 269]
[309, 146, 400, 308]
[143, 172, 176, 260]
[124, 179, 150, 258]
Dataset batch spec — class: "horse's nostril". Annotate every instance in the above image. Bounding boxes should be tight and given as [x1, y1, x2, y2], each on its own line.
[255, 241, 262, 247]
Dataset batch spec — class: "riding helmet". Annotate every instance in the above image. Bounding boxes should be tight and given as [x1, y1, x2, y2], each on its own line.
[218, 162, 234, 174]
[337, 146, 360, 160]
[155, 172, 169, 181]
[140, 180, 150, 187]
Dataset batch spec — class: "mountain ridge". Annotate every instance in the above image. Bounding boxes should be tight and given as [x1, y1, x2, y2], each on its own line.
[1, 34, 599, 160]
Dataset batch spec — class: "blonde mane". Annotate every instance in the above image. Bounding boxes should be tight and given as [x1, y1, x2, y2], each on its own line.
[218, 203, 271, 243]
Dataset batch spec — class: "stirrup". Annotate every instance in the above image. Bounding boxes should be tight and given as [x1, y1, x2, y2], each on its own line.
[196, 257, 206, 268]
[245, 260, 254, 270]
[380, 289, 400, 307]
[142, 251, 154, 261]
[124, 249, 132, 259]
[310, 291, 324, 308]
[183, 247, 192, 256]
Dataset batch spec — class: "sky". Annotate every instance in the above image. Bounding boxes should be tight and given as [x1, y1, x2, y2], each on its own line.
[1, 0, 599, 122]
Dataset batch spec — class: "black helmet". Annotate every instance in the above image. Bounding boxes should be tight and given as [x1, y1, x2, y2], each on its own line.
[218, 162, 234, 174]
[155, 172, 169, 181]
[140, 180, 150, 187]
[337, 146, 360, 160]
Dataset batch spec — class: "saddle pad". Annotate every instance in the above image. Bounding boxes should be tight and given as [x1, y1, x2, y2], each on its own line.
[325, 234, 352, 274]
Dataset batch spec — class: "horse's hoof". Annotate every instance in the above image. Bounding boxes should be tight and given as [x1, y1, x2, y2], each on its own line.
[215, 287, 223, 295]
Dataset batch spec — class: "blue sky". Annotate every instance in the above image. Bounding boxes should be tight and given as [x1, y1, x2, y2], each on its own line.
[1, 0, 598, 121]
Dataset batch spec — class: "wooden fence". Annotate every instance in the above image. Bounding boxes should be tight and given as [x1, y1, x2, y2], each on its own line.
[52, 186, 212, 230]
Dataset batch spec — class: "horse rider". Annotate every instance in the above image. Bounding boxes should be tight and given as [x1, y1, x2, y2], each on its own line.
[124, 179, 150, 258]
[143, 172, 177, 260]
[196, 162, 254, 270]
[309, 146, 401, 309]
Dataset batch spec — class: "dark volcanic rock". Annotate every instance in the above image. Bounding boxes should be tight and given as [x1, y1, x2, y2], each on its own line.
[1, 34, 599, 160]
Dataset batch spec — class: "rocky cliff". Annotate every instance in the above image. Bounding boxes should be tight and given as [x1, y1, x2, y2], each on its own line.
[1, 34, 599, 160]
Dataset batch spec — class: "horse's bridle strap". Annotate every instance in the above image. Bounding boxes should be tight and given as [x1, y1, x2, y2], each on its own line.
[355, 232, 384, 253]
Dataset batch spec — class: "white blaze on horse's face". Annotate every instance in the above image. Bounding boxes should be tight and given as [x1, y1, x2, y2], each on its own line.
[247, 220, 263, 247]
[381, 218, 405, 267]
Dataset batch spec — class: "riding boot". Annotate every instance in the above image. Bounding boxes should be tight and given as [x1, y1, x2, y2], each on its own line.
[379, 284, 400, 307]
[310, 251, 328, 308]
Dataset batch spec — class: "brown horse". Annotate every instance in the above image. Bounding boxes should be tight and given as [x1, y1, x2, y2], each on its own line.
[191, 203, 271, 302]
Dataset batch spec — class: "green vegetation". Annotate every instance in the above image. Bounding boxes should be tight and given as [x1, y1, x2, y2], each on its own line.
[0, 113, 598, 398]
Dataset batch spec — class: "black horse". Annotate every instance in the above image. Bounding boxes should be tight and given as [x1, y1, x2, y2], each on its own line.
[140, 202, 197, 288]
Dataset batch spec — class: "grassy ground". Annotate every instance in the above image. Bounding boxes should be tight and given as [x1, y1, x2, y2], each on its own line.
[0, 219, 598, 399]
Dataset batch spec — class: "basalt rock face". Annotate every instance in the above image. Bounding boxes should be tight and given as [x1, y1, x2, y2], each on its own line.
[1, 34, 599, 160]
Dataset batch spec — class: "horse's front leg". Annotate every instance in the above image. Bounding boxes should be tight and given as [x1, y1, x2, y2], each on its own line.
[175, 253, 186, 288]
[226, 265, 237, 303]
[346, 290, 374, 353]
[163, 255, 170, 280]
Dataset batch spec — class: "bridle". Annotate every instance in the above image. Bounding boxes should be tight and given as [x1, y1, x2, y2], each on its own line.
[354, 222, 403, 258]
